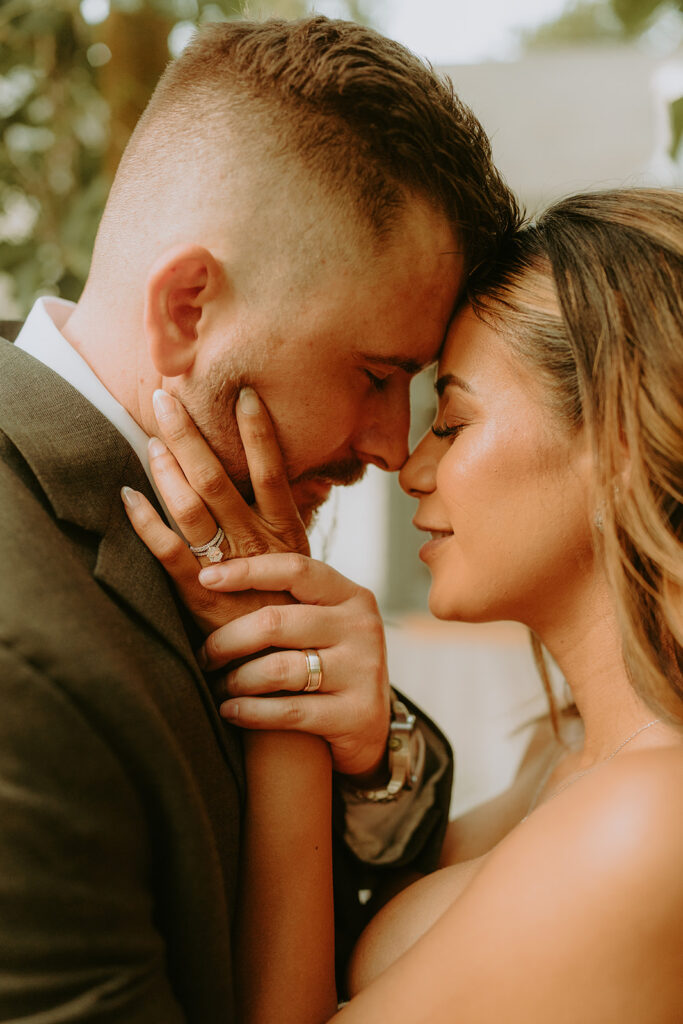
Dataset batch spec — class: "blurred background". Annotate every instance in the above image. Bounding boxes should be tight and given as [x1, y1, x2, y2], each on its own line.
[2, 0, 682, 812]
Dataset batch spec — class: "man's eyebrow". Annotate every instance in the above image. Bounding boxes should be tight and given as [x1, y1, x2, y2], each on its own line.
[435, 373, 474, 396]
[359, 353, 427, 375]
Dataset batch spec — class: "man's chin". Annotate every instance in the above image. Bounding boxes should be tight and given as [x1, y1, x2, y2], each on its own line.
[291, 480, 334, 528]
[290, 460, 367, 528]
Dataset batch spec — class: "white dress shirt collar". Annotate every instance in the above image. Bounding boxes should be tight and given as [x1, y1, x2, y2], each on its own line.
[14, 296, 173, 523]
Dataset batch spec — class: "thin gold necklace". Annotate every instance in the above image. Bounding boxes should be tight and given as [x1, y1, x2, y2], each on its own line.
[523, 718, 661, 822]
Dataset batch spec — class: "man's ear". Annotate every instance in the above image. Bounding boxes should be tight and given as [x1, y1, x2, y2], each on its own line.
[144, 244, 224, 377]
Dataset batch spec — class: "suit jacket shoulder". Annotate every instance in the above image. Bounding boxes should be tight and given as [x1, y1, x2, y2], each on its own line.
[0, 340, 243, 1022]
[0, 320, 21, 342]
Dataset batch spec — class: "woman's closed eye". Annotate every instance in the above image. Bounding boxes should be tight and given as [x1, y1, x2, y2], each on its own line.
[431, 421, 466, 441]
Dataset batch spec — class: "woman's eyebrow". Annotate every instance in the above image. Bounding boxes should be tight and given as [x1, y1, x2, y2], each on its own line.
[435, 372, 474, 397]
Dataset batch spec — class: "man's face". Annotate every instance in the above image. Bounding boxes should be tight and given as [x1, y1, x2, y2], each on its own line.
[179, 200, 462, 525]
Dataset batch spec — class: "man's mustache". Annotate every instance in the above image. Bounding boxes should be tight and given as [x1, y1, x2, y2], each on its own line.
[235, 457, 366, 507]
[292, 457, 367, 488]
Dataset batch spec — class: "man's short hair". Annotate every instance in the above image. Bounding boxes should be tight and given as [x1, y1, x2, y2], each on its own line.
[114, 16, 520, 279]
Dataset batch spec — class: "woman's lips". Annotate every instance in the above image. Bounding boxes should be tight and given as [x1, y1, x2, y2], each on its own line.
[414, 526, 453, 562]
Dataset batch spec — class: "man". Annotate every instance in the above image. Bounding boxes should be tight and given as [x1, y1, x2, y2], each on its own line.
[0, 16, 519, 1021]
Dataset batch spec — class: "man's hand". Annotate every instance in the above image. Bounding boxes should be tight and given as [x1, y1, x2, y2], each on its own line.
[197, 553, 391, 780]
[122, 386, 307, 634]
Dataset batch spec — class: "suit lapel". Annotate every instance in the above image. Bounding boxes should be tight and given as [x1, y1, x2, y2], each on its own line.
[0, 339, 243, 786]
[0, 338, 193, 666]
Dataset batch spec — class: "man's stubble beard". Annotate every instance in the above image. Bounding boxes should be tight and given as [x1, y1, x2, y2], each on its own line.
[176, 366, 367, 529]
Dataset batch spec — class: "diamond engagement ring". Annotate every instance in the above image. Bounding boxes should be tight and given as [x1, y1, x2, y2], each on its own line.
[189, 527, 226, 564]
[302, 649, 323, 693]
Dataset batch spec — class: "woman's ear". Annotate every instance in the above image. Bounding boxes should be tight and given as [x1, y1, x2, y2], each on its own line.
[144, 244, 224, 377]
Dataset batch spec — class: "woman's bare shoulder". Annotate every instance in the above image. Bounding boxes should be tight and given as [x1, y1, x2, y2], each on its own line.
[520, 743, 683, 864]
[497, 743, 683, 914]
[339, 745, 683, 1024]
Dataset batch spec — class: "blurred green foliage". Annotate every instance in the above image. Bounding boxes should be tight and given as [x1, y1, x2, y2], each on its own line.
[0, 0, 371, 316]
[1, 0, 681, 317]
[525, 0, 683, 45]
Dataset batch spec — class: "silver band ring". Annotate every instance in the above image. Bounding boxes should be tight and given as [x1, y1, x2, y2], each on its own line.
[189, 527, 226, 564]
[302, 648, 323, 693]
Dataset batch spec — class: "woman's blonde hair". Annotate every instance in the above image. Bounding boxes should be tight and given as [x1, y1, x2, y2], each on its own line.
[470, 189, 683, 725]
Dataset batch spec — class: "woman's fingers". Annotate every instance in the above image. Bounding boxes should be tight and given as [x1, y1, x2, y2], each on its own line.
[152, 388, 252, 529]
[147, 435, 220, 550]
[200, 601, 343, 671]
[199, 553, 359, 607]
[121, 486, 202, 590]
[236, 388, 307, 550]
[152, 387, 309, 557]
[121, 486, 285, 633]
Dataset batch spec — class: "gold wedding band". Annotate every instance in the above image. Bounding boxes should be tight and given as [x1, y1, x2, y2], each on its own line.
[302, 648, 323, 693]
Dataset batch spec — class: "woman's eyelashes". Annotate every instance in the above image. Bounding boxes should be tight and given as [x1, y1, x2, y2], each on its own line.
[431, 421, 466, 441]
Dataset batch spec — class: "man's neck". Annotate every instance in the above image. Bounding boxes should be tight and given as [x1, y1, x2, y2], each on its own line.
[62, 295, 159, 439]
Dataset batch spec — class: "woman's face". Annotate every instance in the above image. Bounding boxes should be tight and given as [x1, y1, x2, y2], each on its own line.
[399, 307, 595, 628]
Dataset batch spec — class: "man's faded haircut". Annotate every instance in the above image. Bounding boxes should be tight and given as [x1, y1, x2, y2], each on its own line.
[117, 16, 521, 279]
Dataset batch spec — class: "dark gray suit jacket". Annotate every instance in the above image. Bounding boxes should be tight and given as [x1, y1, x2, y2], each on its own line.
[0, 333, 452, 1020]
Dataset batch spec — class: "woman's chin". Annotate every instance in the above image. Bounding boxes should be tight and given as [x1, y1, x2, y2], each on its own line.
[426, 587, 499, 625]
[427, 589, 462, 621]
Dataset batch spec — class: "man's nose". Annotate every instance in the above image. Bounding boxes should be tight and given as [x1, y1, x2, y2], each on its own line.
[398, 430, 437, 496]
[351, 387, 411, 472]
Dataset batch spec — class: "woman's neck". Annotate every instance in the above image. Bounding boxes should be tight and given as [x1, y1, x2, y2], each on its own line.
[532, 572, 656, 765]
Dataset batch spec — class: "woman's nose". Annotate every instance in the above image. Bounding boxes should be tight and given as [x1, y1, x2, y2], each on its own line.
[399, 431, 437, 497]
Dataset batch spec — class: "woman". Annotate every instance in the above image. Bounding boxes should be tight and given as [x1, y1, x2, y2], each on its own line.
[123, 188, 683, 1021]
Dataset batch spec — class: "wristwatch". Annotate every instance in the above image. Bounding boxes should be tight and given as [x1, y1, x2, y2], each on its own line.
[348, 692, 426, 803]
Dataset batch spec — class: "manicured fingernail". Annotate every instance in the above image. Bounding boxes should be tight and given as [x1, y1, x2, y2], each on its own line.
[238, 387, 260, 416]
[121, 486, 140, 508]
[148, 436, 167, 458]
[221, 702, 239, 721]
[153, 388, 177, 420]
[199, 566, 222, 586]
[196, 646, 207, 669]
